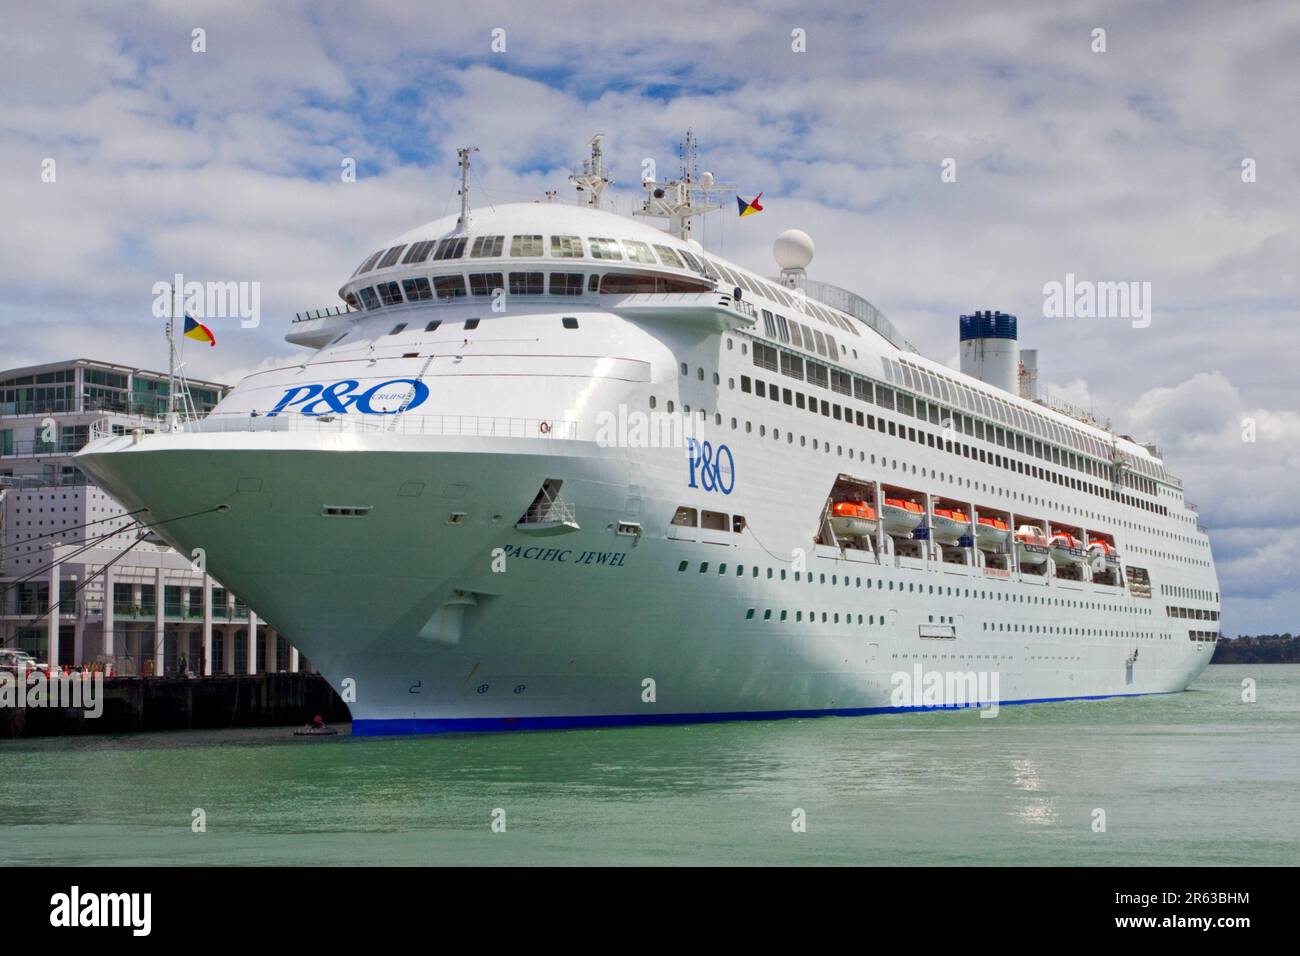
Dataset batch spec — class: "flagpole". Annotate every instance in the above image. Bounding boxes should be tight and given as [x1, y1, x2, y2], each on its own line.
[167, 285, 178, 433]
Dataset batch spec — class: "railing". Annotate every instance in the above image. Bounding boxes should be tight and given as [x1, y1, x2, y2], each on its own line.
[293, 305, 360, 324]
[519, 496, 577, 526]
[177, 412, 580, 441]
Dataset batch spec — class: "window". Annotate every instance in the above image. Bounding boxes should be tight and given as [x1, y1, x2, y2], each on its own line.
[402, 240, 436, 264]
[753, 342, 779, 372]
[806, 362, 828, 388]
[388, 322, 407, 335]
[762, 309, 776, 337]
[354, 250, 384, 276]
[551, 235, 584, 258]
[550, 272, 585, 295]
[358, 287, 380, 310]
[701, 510, 727, 530]
[775, 314, 790, 342]
[377, 245, 407, 269]
[377, 281, 404, 306]
[509, 272, 545, 295]
[469, 272, 504, 296]
[432, 275, 467, 300]
[470, 235, 504, 257]
[653, 245, 684, 268]
[511, 235, 543, 257]
[424, 320, 442, 332]
[464, 318, 480, 330]
[401, 277, 432, 301]
[780, 352, 804, 380]
[622, 240, 657, 263]
[830, 369, 852, 396]
[671, 506, 697, 527]
[433, 237, 467, 260]
[588, 237, 622, 260]
[562, 317, 578, 329]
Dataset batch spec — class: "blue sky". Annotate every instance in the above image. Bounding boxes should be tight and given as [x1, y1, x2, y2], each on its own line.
[2, 0, 1298, 634]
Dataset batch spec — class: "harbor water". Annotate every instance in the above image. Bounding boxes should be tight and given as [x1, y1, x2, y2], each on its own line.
[1, 663, 1295, 866]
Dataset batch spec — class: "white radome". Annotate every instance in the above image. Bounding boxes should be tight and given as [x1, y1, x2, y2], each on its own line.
[700, 171, 715, 187]
[774, 228, 815, 270]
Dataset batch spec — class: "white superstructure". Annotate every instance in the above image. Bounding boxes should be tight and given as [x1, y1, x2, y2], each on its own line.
[76, 146, 1220, 733]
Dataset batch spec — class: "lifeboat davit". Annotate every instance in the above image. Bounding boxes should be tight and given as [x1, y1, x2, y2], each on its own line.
[882, 497, 924, 537]
[975, 515, 1011, 551]
[829, 500, 878, 538]
[930, 507, 971, 545]
[1049, 532, 1086, 567]
[1014, 525, 1050, 567]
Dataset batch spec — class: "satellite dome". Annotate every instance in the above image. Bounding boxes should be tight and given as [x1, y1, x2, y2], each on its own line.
[773, 229, 814, 271]
[700, 171, 715, 187]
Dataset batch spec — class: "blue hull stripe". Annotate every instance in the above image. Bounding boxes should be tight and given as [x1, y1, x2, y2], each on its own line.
[350, 690, 1169, 736]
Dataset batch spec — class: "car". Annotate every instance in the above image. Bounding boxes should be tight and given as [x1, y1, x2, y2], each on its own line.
[0, 648, 51, 676]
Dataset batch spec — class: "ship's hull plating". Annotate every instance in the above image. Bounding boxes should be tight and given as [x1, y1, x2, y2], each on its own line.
[77, 434, 1214, 735]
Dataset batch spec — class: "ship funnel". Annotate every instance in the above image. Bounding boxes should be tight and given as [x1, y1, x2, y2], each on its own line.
[1018, 348, 1039, 401]
[959, 310, 1019, 394]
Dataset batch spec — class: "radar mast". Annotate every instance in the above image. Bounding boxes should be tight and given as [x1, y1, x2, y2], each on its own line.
[569, 134, 613, 209]
[633, 129, 735, 240]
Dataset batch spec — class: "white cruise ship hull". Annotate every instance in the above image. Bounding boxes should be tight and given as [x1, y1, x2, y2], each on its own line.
[78, 429, 1214, 735]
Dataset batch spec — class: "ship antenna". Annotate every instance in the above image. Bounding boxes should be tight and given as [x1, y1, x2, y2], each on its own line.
[456, 146, 479, 231]
[633, 128, 735, 240]
[569, 134, 613, 209]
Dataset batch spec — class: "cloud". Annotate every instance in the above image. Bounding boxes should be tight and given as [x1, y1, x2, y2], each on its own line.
[2, 0, 1297, 632]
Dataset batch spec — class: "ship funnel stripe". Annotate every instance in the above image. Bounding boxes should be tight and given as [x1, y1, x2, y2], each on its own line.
[960, 310, 1018, 341]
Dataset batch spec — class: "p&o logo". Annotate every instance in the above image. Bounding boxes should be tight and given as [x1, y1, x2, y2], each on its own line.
[687, 439, 735, 494]
[266, 379, 429, 417]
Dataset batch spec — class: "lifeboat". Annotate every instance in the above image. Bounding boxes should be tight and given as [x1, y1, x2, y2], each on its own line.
[829, 500, 878, 538]
[1087, 538, 1121, 568]
[975, 515, 1011, 551]
[1049, 532, 1086, 567]
[930, 507, 971, 545]
[1014, 525, 1049, 567]
[882, 497, 924, 537]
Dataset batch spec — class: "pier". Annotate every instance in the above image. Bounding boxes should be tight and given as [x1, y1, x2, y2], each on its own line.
[0, 672, 350, 737]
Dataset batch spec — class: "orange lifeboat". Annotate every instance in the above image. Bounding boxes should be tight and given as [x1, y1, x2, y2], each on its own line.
[975, 514, 1011, 551]
[1049, 532, 1085, 566]
[1014, 525, 1050, 566]
[930, 506, 971, 545]
[829, 500, 878, 538]
[882, 497, 924, 537]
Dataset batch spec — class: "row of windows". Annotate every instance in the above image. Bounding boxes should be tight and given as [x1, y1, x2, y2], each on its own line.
[348, 269, 712, 312]
[748, 340, 1166, 506]
[354, 235, 706, 276]
[350, 235, 862, 339]
[1167, 605, 1220, 621]
[738, 368, 1168, 518]
[674, 560, 1153, 617]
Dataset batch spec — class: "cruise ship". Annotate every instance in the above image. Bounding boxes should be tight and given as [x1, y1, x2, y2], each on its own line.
[77, 139, 1221, 734]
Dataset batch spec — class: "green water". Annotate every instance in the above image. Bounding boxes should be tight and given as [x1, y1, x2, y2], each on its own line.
[1, 664, 1296, 866]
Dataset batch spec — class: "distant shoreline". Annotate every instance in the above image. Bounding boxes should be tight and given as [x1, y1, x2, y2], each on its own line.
[1211, 635, 1300, 664]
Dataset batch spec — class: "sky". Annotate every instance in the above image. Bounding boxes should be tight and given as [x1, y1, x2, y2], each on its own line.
[2, 0, 1297, 635]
